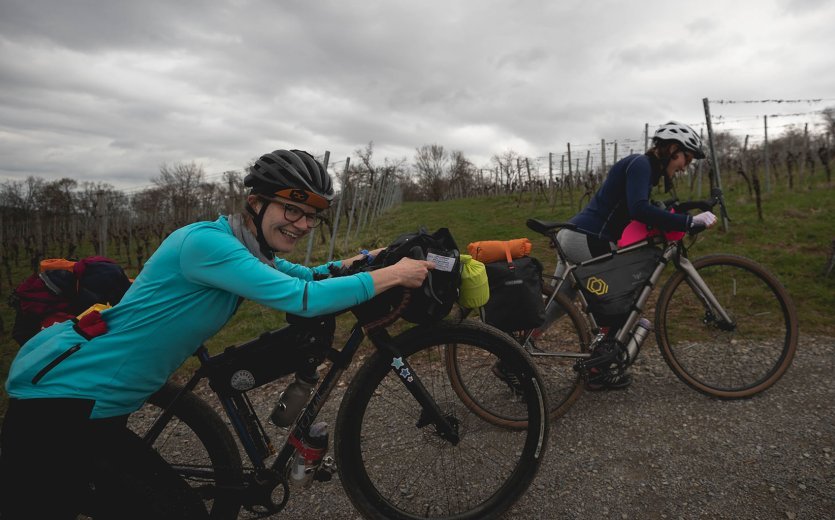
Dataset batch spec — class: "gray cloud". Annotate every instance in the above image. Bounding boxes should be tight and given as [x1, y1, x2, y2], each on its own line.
[1, 0, 833, 189]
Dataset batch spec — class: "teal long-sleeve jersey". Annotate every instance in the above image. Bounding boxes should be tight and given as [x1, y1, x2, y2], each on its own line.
[6, 216, 374, 418]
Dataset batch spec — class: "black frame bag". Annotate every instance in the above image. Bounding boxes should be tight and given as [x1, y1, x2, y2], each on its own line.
[574, 246, 662, 327]
[482, 256, 545, 332]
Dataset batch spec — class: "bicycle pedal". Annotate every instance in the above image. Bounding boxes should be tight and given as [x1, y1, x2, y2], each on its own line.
[313, 456, 336, 482]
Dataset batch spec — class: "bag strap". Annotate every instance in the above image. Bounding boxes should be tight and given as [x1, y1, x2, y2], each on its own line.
[503, 242, 515, 270]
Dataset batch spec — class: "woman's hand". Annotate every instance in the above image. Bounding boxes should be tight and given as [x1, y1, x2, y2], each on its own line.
[343, 247, 386, 267]
[369, 257, 435, 294]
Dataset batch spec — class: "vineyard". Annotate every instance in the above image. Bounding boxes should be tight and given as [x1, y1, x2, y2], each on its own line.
[2, 100, 834, 417]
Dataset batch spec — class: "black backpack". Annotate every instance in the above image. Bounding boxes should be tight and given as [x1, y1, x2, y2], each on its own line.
[8, 256, 132, 345]
[359, 227, 461, 325]
[574, 246, 661, 327]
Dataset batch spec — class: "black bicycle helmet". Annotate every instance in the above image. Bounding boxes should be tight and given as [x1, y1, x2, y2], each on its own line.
[244, 149, 334, 210]
[653, 121, 706, 159]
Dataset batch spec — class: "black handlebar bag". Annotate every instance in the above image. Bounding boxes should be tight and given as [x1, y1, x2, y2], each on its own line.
[359, 227, 461, 325]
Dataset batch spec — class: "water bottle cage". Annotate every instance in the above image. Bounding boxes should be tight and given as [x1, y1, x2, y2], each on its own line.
[288, 433, 325, 462]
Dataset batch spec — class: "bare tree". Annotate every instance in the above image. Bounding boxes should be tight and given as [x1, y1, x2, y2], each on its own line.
[154, 161, 206, 226]
[414, 144, 448, 201]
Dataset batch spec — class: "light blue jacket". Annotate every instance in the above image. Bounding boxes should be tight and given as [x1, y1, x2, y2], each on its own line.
[6, 216, 374, 418]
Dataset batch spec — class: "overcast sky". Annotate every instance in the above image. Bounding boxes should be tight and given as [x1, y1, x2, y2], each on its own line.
[1, 0, 834, 191]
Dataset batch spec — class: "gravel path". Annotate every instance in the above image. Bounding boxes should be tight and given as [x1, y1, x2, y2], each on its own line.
[139, 333, 834, 519]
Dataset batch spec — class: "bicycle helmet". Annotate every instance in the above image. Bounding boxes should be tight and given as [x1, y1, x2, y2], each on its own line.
[243, 149, 334, 258]
[653, 121, 706, 159]
[244, 149, 334, 210]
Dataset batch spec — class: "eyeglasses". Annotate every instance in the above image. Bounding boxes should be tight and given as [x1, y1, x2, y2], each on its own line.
[271, 200, 324, 228]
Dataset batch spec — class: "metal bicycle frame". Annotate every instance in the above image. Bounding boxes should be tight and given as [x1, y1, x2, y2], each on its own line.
[524, 232, 735, 359]
[141, 320, 460, 514]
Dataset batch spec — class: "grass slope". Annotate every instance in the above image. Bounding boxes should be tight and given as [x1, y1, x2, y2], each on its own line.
[1, 182, 833, 417]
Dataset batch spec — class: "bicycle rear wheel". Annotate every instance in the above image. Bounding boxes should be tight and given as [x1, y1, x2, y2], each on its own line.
[128, 382, 244, 520]
[523, 291, 591, 420]
[655, 254, 799, 398]
[449, 292, 590, 424]
[335, 321, 548, 520]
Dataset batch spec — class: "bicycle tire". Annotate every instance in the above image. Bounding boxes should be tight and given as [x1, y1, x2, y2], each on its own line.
[335, 321, 548, 520]
[655, 254, 799, 398]
[450, 292, 590, 424]
[129, 382, 244, 520]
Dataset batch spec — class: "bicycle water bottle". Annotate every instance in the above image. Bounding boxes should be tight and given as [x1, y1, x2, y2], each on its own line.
[289, 421, 329, 487]
[270, 370, 318, 427]
[625, 318, 653, 363]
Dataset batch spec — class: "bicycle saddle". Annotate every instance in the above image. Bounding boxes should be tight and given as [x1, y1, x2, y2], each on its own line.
[526, 219, 577, 235]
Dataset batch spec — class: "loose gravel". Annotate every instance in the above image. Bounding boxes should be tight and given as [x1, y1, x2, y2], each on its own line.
[139, 333, 834, 519]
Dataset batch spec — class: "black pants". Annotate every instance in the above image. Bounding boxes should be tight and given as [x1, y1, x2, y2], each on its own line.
[0, 397, 208, 520]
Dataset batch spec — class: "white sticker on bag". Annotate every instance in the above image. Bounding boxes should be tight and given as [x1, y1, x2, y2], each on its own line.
[426, 253, 455, 272]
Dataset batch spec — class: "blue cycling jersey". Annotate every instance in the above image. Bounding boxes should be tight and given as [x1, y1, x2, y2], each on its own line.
[6, 216, 375, 418]
[570, 154, 692, 242]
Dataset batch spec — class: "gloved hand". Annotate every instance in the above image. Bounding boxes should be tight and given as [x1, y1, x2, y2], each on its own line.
[689, 211, 718, 233]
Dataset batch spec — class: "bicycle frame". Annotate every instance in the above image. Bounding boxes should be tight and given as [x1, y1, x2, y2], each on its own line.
[526, 229, 736, 362]
[141, 316, 460, 515]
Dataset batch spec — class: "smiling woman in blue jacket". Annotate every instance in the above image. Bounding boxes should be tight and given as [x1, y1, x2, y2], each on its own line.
[0, 149, 434, 520]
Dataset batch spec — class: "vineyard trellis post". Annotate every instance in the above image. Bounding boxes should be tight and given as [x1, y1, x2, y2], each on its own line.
[344, 180, 360, 249]
[304, 151, 329, 266]
[763, 115, 771, 193]
[97, 191, 108, 257]
[600, 139, 607, 175]
[327, 157, 349, 262]
[800, 123, 808, 188]
[702, 97, 728, 231]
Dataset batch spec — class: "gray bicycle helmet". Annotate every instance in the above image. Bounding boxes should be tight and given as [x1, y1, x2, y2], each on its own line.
[245, 149, 334, 209]
[653, 121, 706, 159]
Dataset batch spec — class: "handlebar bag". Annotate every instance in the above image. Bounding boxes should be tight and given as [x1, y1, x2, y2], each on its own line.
[364, 227, 462, 325]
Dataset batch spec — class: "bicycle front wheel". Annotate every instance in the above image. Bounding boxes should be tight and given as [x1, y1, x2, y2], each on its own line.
[335, 321, 548, 520]
[655, 254, 798, 398]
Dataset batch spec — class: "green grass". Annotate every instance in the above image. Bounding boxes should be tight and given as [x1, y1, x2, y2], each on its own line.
[2, 180, 833, 418]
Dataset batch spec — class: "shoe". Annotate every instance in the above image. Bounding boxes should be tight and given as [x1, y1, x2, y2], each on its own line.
[585, 368, 632, 391]
[492, 360, 525, 394]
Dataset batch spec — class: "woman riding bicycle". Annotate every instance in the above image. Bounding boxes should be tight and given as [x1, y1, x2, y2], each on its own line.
[0, 149, 434, 520]
[549, 121, 718, 390]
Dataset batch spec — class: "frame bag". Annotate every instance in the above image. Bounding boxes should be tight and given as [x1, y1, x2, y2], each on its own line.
[574, 246, 662, 327]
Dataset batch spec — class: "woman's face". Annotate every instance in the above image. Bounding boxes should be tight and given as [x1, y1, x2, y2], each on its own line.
[665, 146, 694, 178]
[248, 195, 319, 253]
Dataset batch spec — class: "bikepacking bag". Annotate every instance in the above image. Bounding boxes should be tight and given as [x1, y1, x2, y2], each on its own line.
[359, 227, 462, 325]
[8, 256, 132, 345]
[574, 246, 662, 327]
[481, 255, 546, 333]
[467, 237, 532, 264]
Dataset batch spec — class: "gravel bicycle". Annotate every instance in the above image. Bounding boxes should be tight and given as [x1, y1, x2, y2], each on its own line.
[462, 187, 798, 422]
[127, 291, 549, 520]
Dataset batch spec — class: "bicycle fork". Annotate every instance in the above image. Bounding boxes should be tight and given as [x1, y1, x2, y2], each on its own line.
[369, 330, 461, 445]
[674, 256, 736, 330]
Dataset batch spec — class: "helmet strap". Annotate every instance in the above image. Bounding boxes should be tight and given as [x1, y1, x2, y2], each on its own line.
[245, 201, 276, 261]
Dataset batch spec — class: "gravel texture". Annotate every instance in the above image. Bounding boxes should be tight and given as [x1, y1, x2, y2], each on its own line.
[139, 333, 834, 519]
